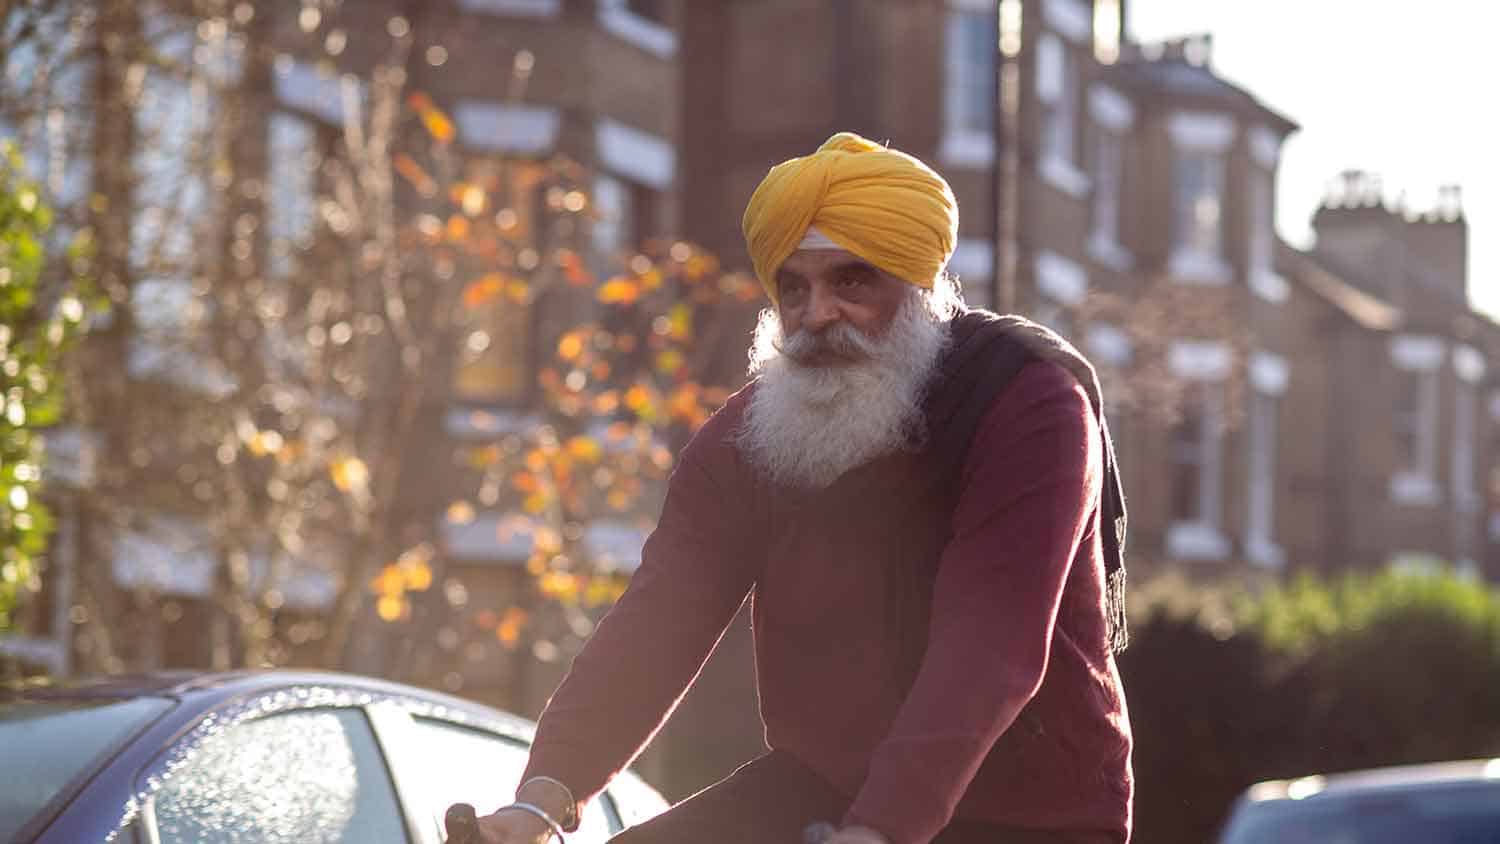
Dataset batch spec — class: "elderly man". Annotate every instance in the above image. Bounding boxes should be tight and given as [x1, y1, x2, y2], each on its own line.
[471, 133, 1133, 844]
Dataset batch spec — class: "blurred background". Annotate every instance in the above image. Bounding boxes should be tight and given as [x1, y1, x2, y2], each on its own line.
[1, 1, 1497, 841]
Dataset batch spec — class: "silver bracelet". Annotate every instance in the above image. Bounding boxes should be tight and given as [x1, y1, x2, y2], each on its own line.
[498, 801, 566, 843]
[519, 776, 578, 826]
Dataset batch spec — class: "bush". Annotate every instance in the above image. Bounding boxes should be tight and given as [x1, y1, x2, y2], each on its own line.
[1119, 568, 1500, 844]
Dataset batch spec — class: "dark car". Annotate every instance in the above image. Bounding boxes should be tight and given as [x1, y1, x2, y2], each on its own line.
[1217, 758, 1500, 844]
[1, 670, 668, 844]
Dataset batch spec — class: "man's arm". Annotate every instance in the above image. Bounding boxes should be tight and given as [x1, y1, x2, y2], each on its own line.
[515, 413, 764, 824]
[843, 362, 1102, 844]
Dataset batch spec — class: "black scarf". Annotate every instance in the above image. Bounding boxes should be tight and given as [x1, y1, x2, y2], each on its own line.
[922, 309, 1129, 653]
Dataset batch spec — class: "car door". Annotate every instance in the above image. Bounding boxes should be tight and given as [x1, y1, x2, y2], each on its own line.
[139, 704, 415, 844]
[405, 714, 622, 843]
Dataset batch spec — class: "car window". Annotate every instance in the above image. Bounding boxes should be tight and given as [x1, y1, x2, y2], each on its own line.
[1220, 782, 1500, 844]
[0, 697, 173, 843]
[409, 716, 616, 844]
[606, 770, 671, 829]
[151, 707, 409, 844]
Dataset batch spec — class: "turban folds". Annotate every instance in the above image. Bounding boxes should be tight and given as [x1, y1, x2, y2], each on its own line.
[742, 132, 959, 305]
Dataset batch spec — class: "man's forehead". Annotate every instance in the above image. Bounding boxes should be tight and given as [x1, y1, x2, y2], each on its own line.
[779, 248, 871, 276]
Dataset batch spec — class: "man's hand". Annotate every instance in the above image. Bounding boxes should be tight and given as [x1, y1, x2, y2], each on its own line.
[466, 778, 574, 844]
[825, 825, 891, 844]
[470, 808, 553, 844]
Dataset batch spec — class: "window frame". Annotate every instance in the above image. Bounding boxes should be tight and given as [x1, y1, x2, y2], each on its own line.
[1035, 32, 1090, 198]
[1388, 335, 1445, 507]
[1166, 340, 1232, 561]
[1245, 352, 1287, 568]
[939, 2, 998, 168]
[1166, 111, 1234, 285]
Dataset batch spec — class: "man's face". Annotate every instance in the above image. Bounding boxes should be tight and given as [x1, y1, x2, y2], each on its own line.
[774, 249, 910, 364]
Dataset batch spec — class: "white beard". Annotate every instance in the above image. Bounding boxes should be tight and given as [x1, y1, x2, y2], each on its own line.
[736, 286, 954, 489]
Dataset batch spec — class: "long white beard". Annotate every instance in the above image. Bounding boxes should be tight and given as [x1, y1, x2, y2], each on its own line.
[737, 287, 953, 489]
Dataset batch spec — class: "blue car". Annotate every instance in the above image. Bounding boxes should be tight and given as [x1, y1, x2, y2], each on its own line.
[1, 670, 669, 843]
[1217, 758, 1500, 844]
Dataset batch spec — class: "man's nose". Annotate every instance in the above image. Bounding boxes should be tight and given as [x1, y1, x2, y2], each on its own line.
[802, 285, 841, 332]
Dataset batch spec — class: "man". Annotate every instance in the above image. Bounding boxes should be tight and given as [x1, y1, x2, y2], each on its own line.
[472, 132, 1133, 844]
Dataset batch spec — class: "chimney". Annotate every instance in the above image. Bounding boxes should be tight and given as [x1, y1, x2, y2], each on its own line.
[1399, 184, 1468, 301]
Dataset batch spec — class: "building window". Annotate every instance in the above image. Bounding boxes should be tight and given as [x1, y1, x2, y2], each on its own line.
[1036, 33, 1088, 198]
[1453, 346, 1485, 513]
[453, 295, 531, 405]
[1167, 340, 1231, 560]
[592, 173, 659, 263]
[1247, 169, 1288, 302]
[623, 0, 668, 23]
[457, 0, 561, 16]
[1090, 127, 1123, 255]
[1166, 112, 1233, 285]
[1389, 335, 1444, 506]
[597, 0, 677, 58]
[267, 112, 320, 277]
[1170, 384, 1221, 525]
[1246, 352, 1287, 567]
[946, 239, 994, 309]
[1033, 250, 1087, 341]
[1174, 151, 1223, 259]
[939, 2, 997, 168]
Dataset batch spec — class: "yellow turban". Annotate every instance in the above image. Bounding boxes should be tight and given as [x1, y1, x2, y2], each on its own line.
[742, 131, 959, 305]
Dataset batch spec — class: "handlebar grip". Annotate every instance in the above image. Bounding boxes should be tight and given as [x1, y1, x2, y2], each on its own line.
[444, 802, 480, 844]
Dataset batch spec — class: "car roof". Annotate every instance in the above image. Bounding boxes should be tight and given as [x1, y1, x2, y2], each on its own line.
[1, 669, 538, 735]
[1245, 758, 1500, 803]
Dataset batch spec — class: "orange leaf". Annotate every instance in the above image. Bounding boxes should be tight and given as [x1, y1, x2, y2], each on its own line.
[394, 154, 436, 195]
[557, 249, 593, 287]
[566, 436, 602, 463]
[462, 274, 506, 308]
[597, 277, 642, 305]
[511, 471, 540, 493]
[376, 594, 408, 622]
[523, 492, 549, 514]
[557, 331, 585, 362]
[403, 560, 434, 592]
[422, 106, 456, 143]
[592, 391, 620, 414]
[445, 214, 471, 242]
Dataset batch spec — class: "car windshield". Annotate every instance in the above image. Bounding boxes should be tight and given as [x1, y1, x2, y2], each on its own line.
[1220, 781, 1500, 844]
[0, 696, 174, 841]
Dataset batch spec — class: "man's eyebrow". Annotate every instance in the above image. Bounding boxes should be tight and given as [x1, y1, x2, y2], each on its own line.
[776, 267, 807, 285]
[829, 258, 878, 275]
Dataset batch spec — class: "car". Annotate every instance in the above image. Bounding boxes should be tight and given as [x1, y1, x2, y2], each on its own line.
[1, 670, 670, 844]
[1216, 758, 1500, 844]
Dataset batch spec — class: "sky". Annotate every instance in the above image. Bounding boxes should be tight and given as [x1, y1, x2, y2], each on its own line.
[1128, 0, 1499, 320]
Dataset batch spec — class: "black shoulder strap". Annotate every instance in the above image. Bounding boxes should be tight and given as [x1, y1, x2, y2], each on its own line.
[923, 309, 1130, 653]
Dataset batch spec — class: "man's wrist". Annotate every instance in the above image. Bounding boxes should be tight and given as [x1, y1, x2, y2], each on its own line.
[516, 776, 578, 829]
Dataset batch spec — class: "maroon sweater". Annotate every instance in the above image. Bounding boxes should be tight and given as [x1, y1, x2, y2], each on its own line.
[522, 361, 1133, 844]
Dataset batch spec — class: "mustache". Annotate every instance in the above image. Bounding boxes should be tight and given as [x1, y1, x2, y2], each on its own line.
[778, 322, 880, 365]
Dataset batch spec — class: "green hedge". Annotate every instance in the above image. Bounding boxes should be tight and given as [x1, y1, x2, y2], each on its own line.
[1119, 569, 1500, 844]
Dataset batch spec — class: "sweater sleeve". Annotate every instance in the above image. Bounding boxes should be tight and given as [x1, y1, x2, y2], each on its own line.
[843, 362, 1102, 844]
[520, 413, 764, 816]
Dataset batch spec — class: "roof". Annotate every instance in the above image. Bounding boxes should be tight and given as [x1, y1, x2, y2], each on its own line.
[1278, 242, 1403, 332]
[1111, 56, 1299, 134]
[1246, 758, 1500, 803]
